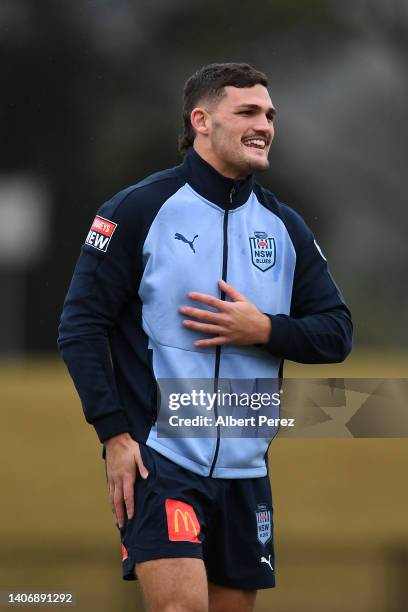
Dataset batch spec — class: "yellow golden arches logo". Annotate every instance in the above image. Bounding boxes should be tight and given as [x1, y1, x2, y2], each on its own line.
[174, 509, 198, 536]
[165, 498, 201, 543]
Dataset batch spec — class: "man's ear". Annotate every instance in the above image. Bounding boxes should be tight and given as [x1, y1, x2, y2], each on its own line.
[190, 107, 210, 136]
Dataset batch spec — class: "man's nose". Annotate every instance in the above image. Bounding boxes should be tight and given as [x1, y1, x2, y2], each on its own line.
[252, 115, 273, 138]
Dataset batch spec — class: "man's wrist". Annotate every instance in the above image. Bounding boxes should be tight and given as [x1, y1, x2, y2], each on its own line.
[256, 313, 272, 344]
[105, 432, 132, 449]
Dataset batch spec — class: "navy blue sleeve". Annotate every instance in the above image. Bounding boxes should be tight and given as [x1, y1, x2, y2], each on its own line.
[58, 188, 145, 442]
[264, 205, 353, 364]
[58, 174, 182, 442]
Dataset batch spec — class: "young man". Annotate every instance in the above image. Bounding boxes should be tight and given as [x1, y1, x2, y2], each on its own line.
[58, 63, 352, 611]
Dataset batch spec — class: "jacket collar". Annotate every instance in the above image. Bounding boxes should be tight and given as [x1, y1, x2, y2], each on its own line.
[180, 146, 254, 210]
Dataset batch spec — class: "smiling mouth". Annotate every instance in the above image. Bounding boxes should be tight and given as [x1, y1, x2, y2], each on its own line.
[242, 138, 267, 150]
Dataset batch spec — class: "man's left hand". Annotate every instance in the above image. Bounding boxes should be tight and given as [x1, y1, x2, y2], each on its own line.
[179, 279, 272, 347]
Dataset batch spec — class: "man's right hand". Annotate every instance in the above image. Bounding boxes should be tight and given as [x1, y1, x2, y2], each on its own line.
[105, 433, 149, 529]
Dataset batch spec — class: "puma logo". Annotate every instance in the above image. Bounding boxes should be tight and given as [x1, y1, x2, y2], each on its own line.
[261, 555, 274, 572]
[174, 233, 199, 253]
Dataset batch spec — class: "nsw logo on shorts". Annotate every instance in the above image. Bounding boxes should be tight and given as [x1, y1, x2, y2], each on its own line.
[85, 215, 117, 252]
[256, 503, 272, 545]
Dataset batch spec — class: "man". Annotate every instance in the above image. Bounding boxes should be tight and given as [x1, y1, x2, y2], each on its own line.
[58, 62, 352, 611]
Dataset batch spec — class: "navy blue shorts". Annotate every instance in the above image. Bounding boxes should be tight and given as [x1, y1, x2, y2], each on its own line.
[117, 443, 275, 590]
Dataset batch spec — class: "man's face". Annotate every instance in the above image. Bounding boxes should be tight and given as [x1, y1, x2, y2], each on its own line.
[198, 84, 276, 179]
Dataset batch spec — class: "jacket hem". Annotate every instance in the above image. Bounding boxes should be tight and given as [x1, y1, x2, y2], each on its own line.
[211, 464, 267, 479]
[146, 439, 212, 476]
[146, 439, 268, 479]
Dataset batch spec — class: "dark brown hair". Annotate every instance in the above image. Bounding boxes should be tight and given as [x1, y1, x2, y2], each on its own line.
[178, 62, 269, 156]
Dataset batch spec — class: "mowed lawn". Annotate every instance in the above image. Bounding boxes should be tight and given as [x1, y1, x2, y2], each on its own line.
[1, 352, 407, 612]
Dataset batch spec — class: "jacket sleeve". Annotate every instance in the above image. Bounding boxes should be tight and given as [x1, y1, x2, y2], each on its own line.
[263, 210, 353, 364]
[57, 189, 143, 442]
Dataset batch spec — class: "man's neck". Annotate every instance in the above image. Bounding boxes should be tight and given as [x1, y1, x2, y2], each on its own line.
[192, 143, 248, 180]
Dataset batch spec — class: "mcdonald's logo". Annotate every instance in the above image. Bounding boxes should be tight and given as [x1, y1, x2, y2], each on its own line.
[165, 499, 201, 543]
[175, 508, 198, 535]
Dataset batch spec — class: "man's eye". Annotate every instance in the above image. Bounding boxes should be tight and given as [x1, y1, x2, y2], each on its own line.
[239, 111, 251, 115]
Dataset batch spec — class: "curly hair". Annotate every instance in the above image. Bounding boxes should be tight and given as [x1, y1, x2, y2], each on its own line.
[178, 62, 269, 156]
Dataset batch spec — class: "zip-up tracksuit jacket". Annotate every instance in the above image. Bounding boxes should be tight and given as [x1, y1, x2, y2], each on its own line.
[58, 147, 352, 478]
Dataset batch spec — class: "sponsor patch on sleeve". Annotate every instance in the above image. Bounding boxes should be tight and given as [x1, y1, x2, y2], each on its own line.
[85, 215, 117, 252]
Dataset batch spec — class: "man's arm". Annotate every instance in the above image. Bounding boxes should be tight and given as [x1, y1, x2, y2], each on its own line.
[263, 230, 352, 364]
[58, 192, 139, 441]
[58, 189, 149, 527]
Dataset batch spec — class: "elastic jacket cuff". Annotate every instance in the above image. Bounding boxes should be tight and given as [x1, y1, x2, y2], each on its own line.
[263, 314, 290, 356]
[92, 411, 130, 443]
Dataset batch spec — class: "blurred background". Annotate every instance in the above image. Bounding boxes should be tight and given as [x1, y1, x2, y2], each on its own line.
[0, 1, 407, 611]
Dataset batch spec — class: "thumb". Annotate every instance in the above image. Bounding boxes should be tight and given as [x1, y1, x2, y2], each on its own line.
[218, 279, 247, 302]
[136, 455, 149, 480]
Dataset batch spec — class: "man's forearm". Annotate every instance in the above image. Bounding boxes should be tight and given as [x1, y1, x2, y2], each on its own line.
[263, 309, 352, 364]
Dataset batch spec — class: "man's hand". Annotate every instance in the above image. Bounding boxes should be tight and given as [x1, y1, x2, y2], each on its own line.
[105, 433, 149, 529]
[179, 279, 272, 348]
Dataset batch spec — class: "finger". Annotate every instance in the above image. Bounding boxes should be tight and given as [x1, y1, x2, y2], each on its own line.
[108, 479, 114, 503]
[123, 477, 135, 520]
[135, 454, 149, 480]
[113, 483, 126, 529]
[108, 481, 116, 519]
[182, 320, 227, 334]
[187, 292, 227, 310]
[218, 279, 247, 302]
[179, 306, 225, 323]
[194, 336, 230, 347]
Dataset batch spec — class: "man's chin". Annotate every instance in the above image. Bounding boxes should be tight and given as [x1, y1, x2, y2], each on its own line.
[246, 155, 270, 173]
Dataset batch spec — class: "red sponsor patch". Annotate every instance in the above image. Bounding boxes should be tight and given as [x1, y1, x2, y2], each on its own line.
[91, 215, 117, 237]
[85, 215, 117, 252]
[121, 544, 128, 561]
[165, 499, 201, 543]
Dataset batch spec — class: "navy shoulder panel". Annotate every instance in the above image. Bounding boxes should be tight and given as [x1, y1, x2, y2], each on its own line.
[254, 183, 313, 251]
[98, 166, 185, 226]
[80, 165, 186, 266]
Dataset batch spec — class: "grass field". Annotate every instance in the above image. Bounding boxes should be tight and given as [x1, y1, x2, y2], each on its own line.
[1, 352, 407, 611]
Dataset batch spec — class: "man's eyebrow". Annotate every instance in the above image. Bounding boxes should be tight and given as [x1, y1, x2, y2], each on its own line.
[235, 103, 277, 117]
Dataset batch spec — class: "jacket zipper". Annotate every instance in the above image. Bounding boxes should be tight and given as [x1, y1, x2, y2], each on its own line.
[209, 186, 235, 477]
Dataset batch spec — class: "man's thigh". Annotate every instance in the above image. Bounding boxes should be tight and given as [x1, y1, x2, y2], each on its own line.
[208, 581, 257, 612]
[136, 557, 208, 612]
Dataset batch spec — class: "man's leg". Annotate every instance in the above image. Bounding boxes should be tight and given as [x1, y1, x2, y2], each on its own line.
[208, 582, 257, 612]
[136, 557, 208, 612]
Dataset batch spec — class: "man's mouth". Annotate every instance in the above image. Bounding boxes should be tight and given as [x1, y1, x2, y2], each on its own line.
[241, 137, 267, 150]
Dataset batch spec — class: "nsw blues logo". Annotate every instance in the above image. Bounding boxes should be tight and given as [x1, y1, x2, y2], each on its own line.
[249, 231, 276, 272]
[256, 504, 272, 545]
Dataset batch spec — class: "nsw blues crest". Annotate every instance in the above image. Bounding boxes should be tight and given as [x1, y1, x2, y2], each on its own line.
[256, 503, 272, 545]
[249, 231, 276, 272]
